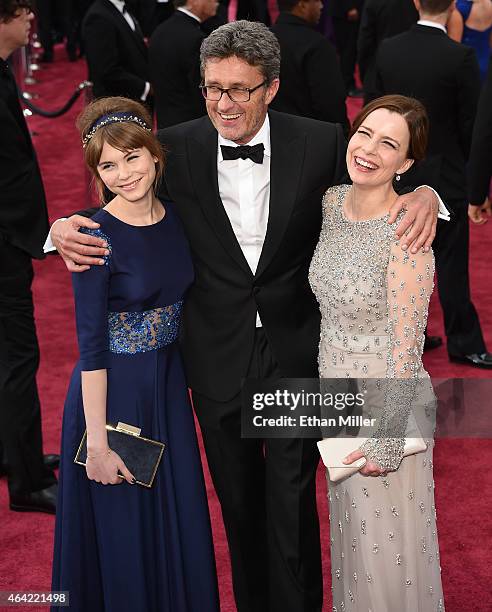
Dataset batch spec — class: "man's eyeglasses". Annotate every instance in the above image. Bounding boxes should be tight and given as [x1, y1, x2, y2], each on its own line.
[200, 81, 267, 103]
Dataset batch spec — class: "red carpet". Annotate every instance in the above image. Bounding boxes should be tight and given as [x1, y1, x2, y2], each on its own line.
[0, 47, 491, 611]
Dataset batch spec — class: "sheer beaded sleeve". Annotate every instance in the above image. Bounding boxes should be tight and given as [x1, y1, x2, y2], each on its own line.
[321, 185, 348, 231]
[322, 185, 346, 213]
[360, 241, 435, 470]
[72, 228, 112, 371]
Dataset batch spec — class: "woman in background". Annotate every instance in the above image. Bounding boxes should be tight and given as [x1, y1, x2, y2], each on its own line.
[450, 0, 492, 81]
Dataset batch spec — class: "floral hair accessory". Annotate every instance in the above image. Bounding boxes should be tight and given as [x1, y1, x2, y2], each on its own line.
[82, 112, 151, 147]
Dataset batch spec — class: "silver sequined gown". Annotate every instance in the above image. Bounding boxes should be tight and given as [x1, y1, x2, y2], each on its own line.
[308, 185, 445, 612]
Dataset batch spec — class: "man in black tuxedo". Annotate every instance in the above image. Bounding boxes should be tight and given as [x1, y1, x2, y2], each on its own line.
[50, 20, 442, 612]
[149, 0, 217, 129]
[357, 0, 418, 103]
[326, 0, 364, 96]
[468, 59, 492, 224]
[270, 0, 349, 131]
[0, 0, 58, 513]
[370, 0, 492, 368]
[82, 0, 151, 103]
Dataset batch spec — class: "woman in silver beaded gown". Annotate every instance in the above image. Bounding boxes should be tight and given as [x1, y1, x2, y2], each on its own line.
[309, 95, 445, 611]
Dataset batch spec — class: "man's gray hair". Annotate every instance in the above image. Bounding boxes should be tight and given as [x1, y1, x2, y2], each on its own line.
[200, 20, 281, 84]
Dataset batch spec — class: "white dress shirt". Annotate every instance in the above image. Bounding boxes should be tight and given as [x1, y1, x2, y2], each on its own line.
[218, 116, 271, 326]
[109, 0, 135, 31]
[177, 7, 201, 22]
[107, 0, 150, 101]
[417, 20, 447, 34]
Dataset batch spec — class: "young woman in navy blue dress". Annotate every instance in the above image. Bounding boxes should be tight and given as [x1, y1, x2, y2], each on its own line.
[51, 97, 219, 612]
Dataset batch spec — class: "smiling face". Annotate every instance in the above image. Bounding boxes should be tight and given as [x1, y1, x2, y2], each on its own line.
[97, 143, 158, 203]
[203, 56, 279, 144]
[347, 108, 414, 187]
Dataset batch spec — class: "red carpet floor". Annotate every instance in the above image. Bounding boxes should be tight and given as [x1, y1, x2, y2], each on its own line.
[0, 47, 491, 611]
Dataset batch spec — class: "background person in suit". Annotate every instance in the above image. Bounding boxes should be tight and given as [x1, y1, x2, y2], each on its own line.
[36, 0, 78, 61]
[134, 0, 175, 35]
[0, 0, 58, 514]
[71, 0, 95, 58]
[82, 0, 151, 104]
[370, 0, 492, 369]
[149, 0, 217, 129]
[49, 20, 443, 612]
[270, 0, 349, 132]
[327, 0, 364, 96]
[468, 58, 492, 224]
[357, 0, 418, 104]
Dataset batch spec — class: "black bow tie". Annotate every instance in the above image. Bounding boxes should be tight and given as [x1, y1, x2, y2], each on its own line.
[220, 143, 265, 164]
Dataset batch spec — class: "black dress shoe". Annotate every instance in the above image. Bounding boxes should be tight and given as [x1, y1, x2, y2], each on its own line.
[424, 335, 443, 351]
[9, 483, 58, 514]
[449, 352, 492, 369]
[44, 453, 60, 470]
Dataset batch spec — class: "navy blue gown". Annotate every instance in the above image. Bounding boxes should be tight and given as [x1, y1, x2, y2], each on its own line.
[51, 204, 219, 612]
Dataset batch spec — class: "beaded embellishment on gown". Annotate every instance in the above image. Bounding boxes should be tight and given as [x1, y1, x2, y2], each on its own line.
[308, 185, 445, 612]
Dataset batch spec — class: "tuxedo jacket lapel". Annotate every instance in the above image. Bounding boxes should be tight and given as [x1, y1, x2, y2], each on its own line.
[103, 0, 147, 57]
[185, 112, 305, 280]
[255, 111, 305, 279]
[186, 122, 253, 277]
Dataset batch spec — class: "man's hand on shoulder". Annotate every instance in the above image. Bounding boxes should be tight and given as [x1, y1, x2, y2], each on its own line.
[388, 187, 438, 254]
[52, 215, 109, 272]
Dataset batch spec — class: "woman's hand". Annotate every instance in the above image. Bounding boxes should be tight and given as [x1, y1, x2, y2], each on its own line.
[51, 215, 109, 272]
[343, 449, 388, 478]
[86, 448, 136, 485]
[389, 187, 438, 254]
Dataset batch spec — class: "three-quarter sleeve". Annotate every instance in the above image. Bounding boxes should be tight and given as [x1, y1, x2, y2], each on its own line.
[360, 240, 434, 470]
[71, 228, 112, 371]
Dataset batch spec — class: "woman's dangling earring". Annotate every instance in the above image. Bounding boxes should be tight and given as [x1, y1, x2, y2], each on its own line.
[395, 173, 401, 182]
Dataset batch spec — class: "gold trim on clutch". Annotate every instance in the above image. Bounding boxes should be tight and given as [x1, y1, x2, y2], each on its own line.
[115, 422, 142, 436]
[74, 424, 165, 488]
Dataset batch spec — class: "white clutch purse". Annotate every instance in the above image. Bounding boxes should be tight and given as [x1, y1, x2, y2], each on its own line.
[317, 412, 427, 483]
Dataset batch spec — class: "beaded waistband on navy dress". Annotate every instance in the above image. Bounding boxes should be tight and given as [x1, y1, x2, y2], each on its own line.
[108, 300, 183, 355]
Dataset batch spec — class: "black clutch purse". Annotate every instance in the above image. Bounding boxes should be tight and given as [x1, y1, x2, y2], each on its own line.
[74, 422, 165, 488]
